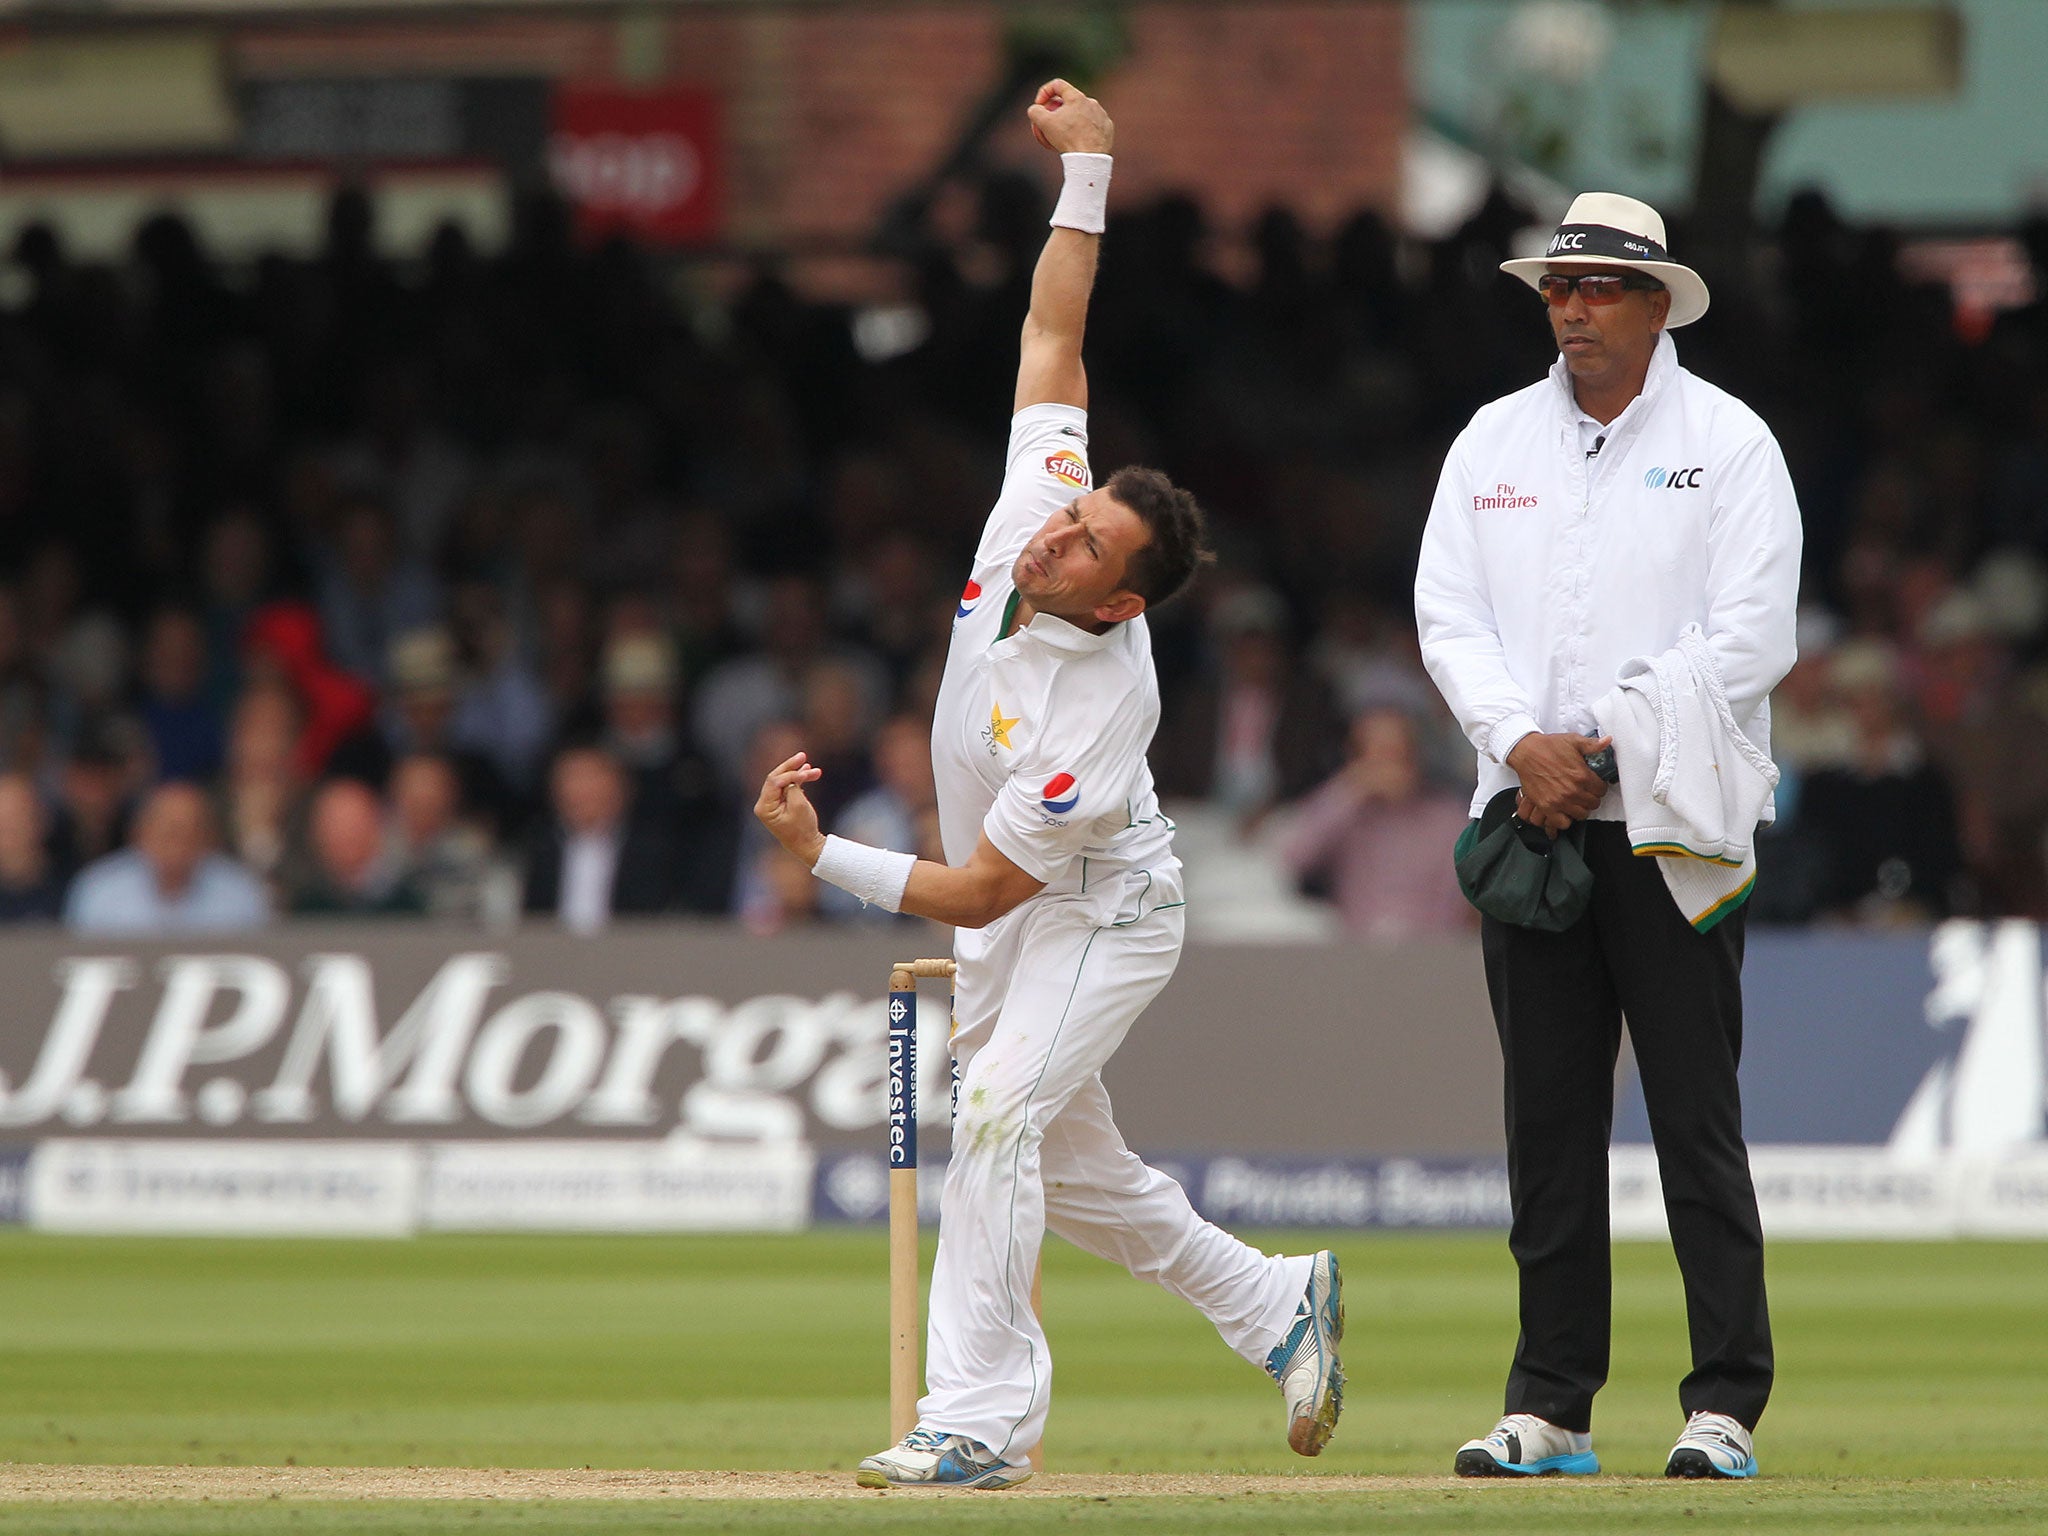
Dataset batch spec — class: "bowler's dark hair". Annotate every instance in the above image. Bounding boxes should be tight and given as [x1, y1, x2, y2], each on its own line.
[1105, 465, 1214, 609]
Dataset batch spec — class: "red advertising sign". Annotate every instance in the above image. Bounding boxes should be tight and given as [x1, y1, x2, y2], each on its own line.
[547, 85, 721, 245]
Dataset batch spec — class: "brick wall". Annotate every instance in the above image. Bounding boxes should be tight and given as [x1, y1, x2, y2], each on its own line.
[234, 1, 1407, 245]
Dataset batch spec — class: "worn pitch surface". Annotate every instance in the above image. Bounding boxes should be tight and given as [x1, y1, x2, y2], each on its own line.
[0, 1466, 1431, 1499]
[0, 1232, 2041, 1531]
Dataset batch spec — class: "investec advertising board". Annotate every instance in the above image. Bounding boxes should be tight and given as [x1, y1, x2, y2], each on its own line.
[0, 920, 2040, 1235]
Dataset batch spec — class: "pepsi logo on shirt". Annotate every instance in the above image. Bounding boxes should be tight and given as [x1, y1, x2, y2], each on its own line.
[1040, 772, 1080, 819]
[957, 579, 982, 619]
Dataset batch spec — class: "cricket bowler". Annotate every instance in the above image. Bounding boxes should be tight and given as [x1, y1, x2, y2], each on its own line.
[754, 80, 1343, 1490]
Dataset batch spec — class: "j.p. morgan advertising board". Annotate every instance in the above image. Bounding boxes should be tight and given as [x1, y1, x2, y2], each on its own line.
[0, 921, 2043, 1236]
[0, 922, 1507, 1151]
[0, 921, 1509, 1234]
[0, 925, 936, 1234]
[0, 939, 918, 1142]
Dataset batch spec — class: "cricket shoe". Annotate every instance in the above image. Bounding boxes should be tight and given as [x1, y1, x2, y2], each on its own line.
[1664, 1411, 1758, 1479]
[854, 1428, 1034, 1490]
[1265, 1249, 1345, 1456]
[1454, 1413, 1599, 1477]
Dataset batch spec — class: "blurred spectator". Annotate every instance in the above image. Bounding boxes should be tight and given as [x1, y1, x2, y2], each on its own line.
[819, 713, 938, 923]
[330, 356, 474, 562]
[598, 630, 686, 790]
[380, 625, 459, 759]
[691, 573, 887, 792]
[745, 839, 822, 936]
[373, 626, 517, 830]
[445, 582, 552, 794]
[137, 607, 225, 783]
[1798, 642, 1965, 922]
[731, 718, 807, 930]
[1276, 707, 1474, 941]
[242, 601, 375, 778]
[0, 586, 47, 771]
[50, 717, 142, 876]
[504, 484, 590, 668]
[314, 495, 441, 688]
[390, 752, 514, 923]
[1747, 609, 1857, 923]
[595, 630, 731, 911]
[800, 658, 878, 832]
[196, 508, 274, 709]
[48, 610, 133, 753]
[65, 781, 268, 933]
[0, 773, 63, 922]
[666, 511, 748, 688]
[0, 170, 2040, 929]
[216, 681, 309, 891]
[1914, 590, 2048, 917]
[531, 574, 600, 729]
[20, 543, 84, 681]
[1311, 593, 1444, 723]
[522, 744, 676, 931]
[1766, 610, 1858, 787]
[290, 778, 425, 916]
[1154, 586, 1340, 826]
[837, 530, 943, 691]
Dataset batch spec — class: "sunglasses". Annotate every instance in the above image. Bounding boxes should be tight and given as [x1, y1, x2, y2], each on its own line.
[1536, 272, 1667, 306]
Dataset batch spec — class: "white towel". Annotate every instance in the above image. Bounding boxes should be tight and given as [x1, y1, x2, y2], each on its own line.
[1592, 626, 1777, 931]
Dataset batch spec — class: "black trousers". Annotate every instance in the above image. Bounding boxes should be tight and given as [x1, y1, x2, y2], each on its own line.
[1481, 821, 1774, 1433]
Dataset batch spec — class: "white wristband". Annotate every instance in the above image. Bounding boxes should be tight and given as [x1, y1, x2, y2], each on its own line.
[811, 834, 916, 913]
[1050, 152, 1112, 234]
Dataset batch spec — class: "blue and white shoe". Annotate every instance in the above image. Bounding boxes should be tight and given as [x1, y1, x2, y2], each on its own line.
[1455, 1413, 1599, 1476]
[854, 1428, 1034, 1490]
[1665, 1411, 1759, 1479]
[1265, 1249, 1344, 1456]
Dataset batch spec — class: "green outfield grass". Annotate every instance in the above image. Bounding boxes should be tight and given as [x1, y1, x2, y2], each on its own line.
[0, 1230, 2041, 1534]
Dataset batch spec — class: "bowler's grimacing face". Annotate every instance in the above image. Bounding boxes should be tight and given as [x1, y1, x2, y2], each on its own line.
[1011, 489, 1149, 621]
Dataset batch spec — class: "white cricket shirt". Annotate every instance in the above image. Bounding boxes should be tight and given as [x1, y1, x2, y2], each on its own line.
[930, 404, 1175, 901]
[1415, 333, 1803, 818]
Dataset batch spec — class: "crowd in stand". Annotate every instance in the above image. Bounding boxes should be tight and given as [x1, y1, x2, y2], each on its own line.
[1, 177, 2045, 937]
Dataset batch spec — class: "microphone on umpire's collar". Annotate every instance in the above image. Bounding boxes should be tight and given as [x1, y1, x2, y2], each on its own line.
[1586, 433, 1606, 459]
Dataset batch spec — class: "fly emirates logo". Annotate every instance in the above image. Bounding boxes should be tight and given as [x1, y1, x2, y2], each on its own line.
[1473, 483, 1540, 511]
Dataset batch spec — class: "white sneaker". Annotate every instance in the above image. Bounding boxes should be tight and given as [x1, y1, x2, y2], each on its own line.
[1454, 1412, 1599, 1477]
[854, 1427, 1034, 1490]
[1665, 1410, 1758, 1479]
[1264, 1249, 1344, 1456]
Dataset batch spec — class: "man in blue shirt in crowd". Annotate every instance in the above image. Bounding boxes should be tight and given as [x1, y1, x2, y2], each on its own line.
[66, 782, 270, 934]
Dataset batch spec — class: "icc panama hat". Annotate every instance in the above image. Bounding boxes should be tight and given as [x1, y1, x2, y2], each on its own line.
[1453, 787, 1595, 933]
[1500, 192, 1711, 329]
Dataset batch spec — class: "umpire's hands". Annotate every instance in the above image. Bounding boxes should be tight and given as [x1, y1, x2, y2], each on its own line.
[755, 751, 826, 866]
[1507, 732, 1611, 834]
[1028, 79, 1114, 155]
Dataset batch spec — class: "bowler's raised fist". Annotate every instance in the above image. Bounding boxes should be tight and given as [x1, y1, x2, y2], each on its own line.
[1027, 79, 1113, 156]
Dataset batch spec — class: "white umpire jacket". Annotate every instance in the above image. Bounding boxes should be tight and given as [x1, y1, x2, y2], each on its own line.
[1415, 332, 1802, 821]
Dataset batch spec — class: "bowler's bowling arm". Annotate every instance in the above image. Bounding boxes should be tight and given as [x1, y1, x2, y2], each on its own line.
[1014, 226, 1097, 414]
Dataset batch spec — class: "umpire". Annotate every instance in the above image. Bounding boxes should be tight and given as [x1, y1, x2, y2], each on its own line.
[1415, 194, 1801, 1480]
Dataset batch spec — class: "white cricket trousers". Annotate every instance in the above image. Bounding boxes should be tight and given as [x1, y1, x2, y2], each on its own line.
[918, 859, 1312, 1460]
